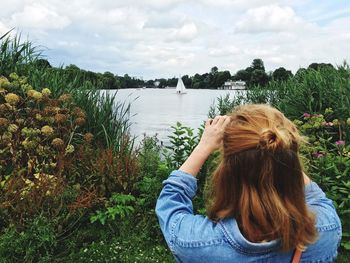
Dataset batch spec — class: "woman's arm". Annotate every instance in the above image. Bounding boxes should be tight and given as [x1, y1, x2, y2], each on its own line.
[179, 115, 231, 176]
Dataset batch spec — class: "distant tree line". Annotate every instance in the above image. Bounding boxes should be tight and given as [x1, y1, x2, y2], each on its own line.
[35, 58, 335, 90]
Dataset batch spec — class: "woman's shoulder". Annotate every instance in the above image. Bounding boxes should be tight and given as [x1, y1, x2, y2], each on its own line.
[173, 214, 227, 246]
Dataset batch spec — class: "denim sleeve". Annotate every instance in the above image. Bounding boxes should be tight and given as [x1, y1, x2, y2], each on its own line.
[304, 181, 341, 230]
[155, 170, 197, 250]
[305, 181, 334, 208]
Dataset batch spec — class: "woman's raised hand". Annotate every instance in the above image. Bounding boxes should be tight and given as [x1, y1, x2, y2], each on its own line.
[197, 115, 231, 155]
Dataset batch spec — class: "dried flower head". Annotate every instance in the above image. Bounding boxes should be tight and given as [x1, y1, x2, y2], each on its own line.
[0, 118, 9, 127]
[0, 87, 6, 94]
[84, 132, 94, 143]
[41, 125, 54, 136]
[27, 89, 36, 97]
[0, 131, 12, 144]
[65, 144, 75, 154]
[58, 94, 72, 103]
[5, 93, 20, 105]
[51, 138, 65, 149]
[54, 113, 67, 123]
[21, 138, 37, 150]
[33, 91, 43, 101]
[74, 117, 86, 126]
[22, 127, 41, 137]
[16, 118, 25, 125]
[0, 77, 11, 88]
[72, 107, 86, 118]
[8, 124, 19, 133]
[35, 114, 43, 120]
[42, 88, 51, 97]
[0, 104, 8, 112]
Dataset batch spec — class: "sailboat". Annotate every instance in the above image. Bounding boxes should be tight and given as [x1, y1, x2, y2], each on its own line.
[176, 77, 187, 94]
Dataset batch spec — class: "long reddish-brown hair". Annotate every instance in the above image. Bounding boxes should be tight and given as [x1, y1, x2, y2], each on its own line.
[208, 104, 317, 251]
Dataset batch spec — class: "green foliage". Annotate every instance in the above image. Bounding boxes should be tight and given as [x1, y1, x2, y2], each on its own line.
[69, 236, 173, 263]
[0, 215, 56, 263]
[274, 64, 350, 120]
[165, 122, 199, 168]
[296, 109, 350, 250]
[90, 194, 136, 225]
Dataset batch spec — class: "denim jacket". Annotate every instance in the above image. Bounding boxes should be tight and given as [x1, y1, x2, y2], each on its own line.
[156, 170, 342, 263]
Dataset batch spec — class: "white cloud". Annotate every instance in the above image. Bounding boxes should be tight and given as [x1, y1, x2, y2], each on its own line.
[0, 0, 349, 79]
[0, 21, 11, 35]
[9, 3, 71, 30]
[235, 5, 308, 33]
[166, 22, 198, 42]
[209, 46, 240, 57]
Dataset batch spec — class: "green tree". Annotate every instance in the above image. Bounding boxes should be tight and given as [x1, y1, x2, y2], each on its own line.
[251, 58, 265, 71]
[250, 69, 269, 87]
[272, 67, 293, 81]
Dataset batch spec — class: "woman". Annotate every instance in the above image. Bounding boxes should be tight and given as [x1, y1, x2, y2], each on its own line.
[156, 104, 341, 263]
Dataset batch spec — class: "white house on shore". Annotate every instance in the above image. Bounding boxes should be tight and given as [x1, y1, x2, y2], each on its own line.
[221, 80, 246, 90]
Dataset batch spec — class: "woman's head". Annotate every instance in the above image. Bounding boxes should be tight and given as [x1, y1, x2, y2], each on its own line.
[208, 104, 317, 251]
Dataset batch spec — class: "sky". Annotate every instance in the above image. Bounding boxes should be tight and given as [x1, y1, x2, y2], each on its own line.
[1, 0, 350, 80]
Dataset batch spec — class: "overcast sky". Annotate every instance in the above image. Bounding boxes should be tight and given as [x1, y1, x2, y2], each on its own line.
[1, 0, 350, 79]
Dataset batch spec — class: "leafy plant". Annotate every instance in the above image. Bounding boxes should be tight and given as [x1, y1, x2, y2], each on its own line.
[164, 122, 199, 168]
[90, 194, 136, 225]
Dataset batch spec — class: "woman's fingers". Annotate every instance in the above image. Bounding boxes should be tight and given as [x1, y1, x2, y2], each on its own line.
[205, 119, 212, 127]
[222, 116, 231, 128]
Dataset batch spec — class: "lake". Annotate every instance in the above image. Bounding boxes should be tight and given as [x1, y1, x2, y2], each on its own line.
[104, 88, 239, 144]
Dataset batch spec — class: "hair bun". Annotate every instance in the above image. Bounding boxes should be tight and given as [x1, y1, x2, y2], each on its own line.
[259, 129, 280, 151]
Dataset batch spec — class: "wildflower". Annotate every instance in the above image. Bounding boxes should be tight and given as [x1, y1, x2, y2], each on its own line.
[27, 89, 36, 97]
[42, 88, 51, 97]
[4, 93, 20, 105]
[54, 114, 67, 123]
[8, 124, 18, 133]
[322, 121, 334, 127]
[35, 114, 43, 120]
[21, 138, 37, 149]
[332, 119, 340, 126]
[21, 127, 41, 137]
[84, 132, 94, 143]
[65, 144, 75, 154]
[72, 107, 86, 118]
[325, 108, 333, 114]
[0, 87, 6, 94]
[0, 118, 9, 127]
[0, 77, 11, 88]
[303, 113, 311, 118]
[33, 91, 43, 101]
[0, 104, 7, 112]
[58, 94, 72, 103]
[9, 73, 19, 80]
[347, 118, 350, 126]
[16, 118, 25, 125]
[51, 138, 64, 149]
[74, 117, 86, 126]
[0, 132, 12, 143]
[312, 152, 324, 158]
[41, 125, 54, 136]
[335, 140, 345, 146]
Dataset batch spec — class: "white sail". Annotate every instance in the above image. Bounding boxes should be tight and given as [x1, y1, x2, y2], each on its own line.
[176, 77, 187, 94]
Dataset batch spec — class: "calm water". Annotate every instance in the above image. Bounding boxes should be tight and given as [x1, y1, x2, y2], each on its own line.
[104, 88, 239, 144]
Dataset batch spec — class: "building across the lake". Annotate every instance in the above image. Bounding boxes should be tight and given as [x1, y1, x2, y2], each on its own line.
[221, 80, 246, 90]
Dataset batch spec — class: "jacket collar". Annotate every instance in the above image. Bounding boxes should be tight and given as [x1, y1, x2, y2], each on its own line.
[219, 218, 281, 255]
